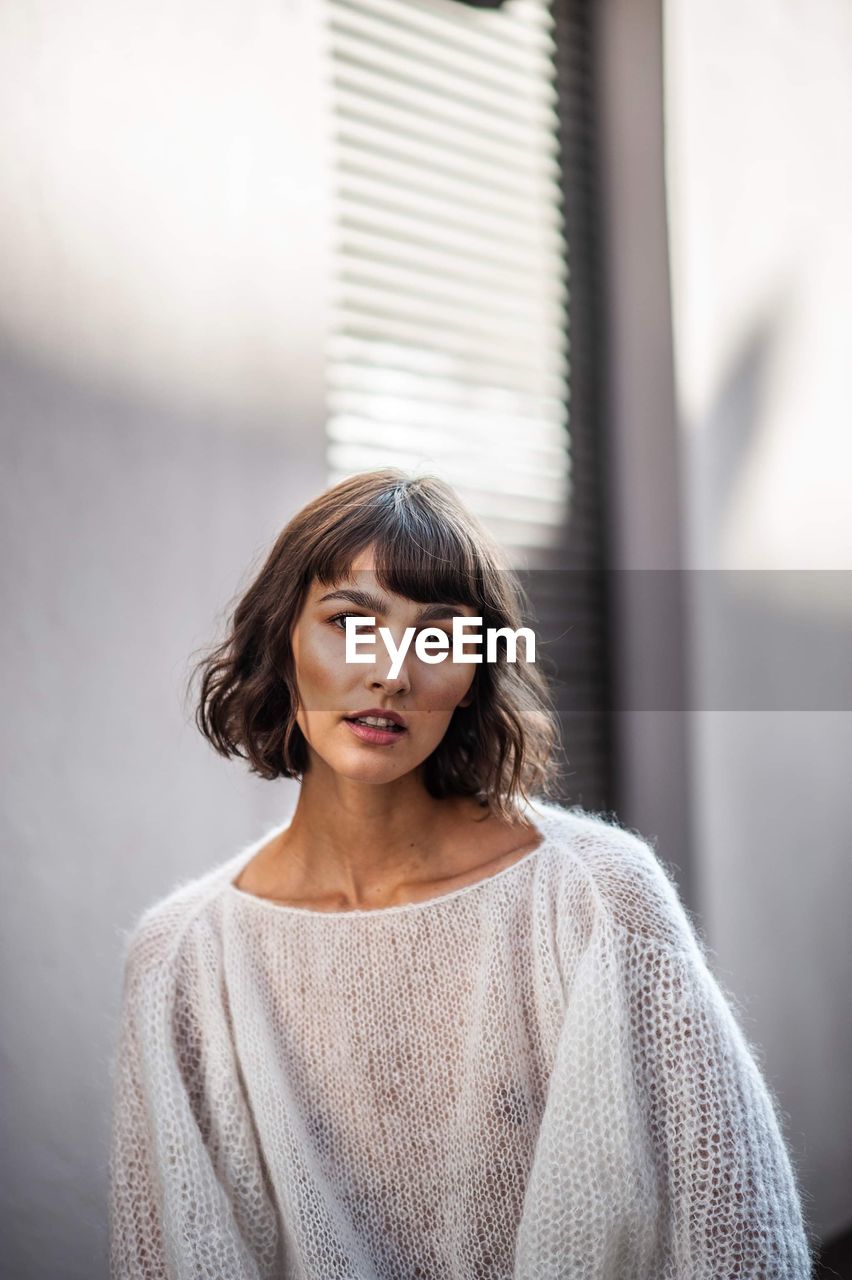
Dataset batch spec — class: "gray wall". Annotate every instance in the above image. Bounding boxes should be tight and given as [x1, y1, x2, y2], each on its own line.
[0, 348, 322, 1278]
[597, 0, 852, 1247]
[667, 0, 852, 1243]
[0, 1, 331, 1273]
[592, 0, 693, 900]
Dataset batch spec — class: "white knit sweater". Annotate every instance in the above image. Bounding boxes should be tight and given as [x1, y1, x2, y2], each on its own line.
[108, 797, 813, 1279]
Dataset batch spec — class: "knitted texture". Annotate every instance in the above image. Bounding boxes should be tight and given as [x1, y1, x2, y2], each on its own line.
[108, 798, 813, 1279]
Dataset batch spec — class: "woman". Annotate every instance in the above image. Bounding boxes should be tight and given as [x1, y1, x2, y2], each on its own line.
[108, 468, 813, 1278]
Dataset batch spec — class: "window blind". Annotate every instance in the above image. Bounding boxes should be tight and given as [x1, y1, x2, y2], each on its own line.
[323, 0, 571, 553]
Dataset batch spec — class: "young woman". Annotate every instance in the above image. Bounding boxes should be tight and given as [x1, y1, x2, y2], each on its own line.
[108, 468, 813, 1278]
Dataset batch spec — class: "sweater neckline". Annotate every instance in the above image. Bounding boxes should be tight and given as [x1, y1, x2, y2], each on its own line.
[222, 800, 558, 920]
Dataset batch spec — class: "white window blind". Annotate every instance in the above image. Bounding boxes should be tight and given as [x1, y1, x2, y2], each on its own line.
[323, 0, 571, 552]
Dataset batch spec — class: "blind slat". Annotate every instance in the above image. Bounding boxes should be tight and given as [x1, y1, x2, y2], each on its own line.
[333, 0, 554, 62]
[334, 227, 567, 303]
[327, 340, 568, 399]
[333, 87, 561, 180]
[328, 23, 557, 123]
[332, 63, 560, 157]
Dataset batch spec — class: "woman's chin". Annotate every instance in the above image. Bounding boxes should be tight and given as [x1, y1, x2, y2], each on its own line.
[312, 743, 407, 781]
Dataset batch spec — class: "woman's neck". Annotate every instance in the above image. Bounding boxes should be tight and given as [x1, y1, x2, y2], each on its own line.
[237, 775, 535, 912]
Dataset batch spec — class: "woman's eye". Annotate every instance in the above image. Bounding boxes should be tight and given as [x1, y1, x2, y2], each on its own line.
[326, 613, 451, 640]
[328, 611, 371, 630]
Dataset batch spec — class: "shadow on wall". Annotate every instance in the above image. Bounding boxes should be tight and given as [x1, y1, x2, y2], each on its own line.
[681, 291, 852, 1254]
[0, 335, 318, 1280]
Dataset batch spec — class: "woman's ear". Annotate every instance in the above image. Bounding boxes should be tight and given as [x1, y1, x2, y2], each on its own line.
[458, 688, 475, 709]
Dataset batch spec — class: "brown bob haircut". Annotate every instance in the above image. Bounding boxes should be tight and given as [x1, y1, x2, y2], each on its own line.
[191, 468, 563, 821]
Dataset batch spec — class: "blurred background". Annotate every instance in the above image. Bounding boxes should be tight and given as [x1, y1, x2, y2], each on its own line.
[1, 0, 850, 1275]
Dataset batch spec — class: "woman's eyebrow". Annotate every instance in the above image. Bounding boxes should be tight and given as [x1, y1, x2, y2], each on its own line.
[317, 588, 466, 624]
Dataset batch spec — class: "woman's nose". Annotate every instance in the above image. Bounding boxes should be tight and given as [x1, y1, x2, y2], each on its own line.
[368, 647, 412, 694]
[369, 667, 410, 696]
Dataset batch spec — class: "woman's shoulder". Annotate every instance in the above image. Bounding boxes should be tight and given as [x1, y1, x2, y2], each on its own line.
[530, 796, 701, 953]
[117, 852, 240, 994]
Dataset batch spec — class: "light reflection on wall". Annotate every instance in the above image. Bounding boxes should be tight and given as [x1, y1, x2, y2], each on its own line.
[664, 0, 852, 586]
[0, 0, 333, 425]
[663, 1, 852, 1241]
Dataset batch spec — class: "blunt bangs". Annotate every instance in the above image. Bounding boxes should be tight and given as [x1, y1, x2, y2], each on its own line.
[309, 493, 514, 624]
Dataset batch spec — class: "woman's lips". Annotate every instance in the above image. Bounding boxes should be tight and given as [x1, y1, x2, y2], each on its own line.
[343, 719, 408, 746]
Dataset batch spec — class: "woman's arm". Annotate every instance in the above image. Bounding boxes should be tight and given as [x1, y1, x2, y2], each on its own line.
[108, 963, 169, 1279]
[626, 930, 815, 1279]
[108, 920, 280, 1280]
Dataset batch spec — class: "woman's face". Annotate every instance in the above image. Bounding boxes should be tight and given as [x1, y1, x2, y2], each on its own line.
[290, 544, 479, 786]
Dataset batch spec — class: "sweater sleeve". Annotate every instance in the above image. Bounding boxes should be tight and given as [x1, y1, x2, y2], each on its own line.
[107, 910, 280, 1280]
[623, 928, 814, 1279]
[108, 953, 170, 1278]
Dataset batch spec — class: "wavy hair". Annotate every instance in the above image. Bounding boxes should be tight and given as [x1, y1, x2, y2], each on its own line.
[189, 468, 564, 821]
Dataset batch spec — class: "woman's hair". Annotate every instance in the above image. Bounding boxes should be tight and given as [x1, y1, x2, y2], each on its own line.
[190, 468, 564, 821]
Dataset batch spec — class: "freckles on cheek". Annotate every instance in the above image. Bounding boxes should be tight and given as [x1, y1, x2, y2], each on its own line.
[301, 627, 360, 706]
[420, 661, 476, 712]
[297, 629, 349, 696]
